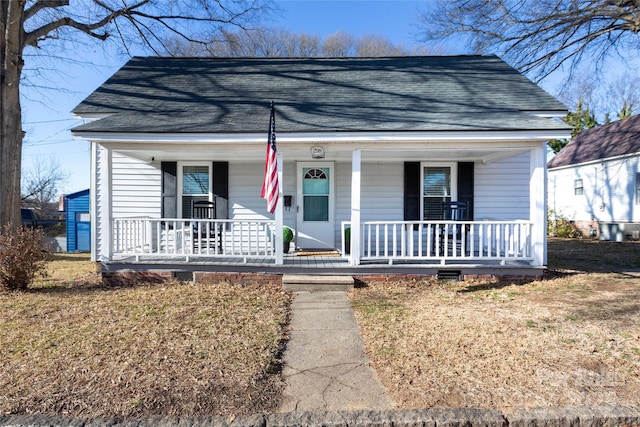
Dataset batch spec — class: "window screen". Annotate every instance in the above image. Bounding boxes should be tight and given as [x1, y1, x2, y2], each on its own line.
[423, 167, 451, 219]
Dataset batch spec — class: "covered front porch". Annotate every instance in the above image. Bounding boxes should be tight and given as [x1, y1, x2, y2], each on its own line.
[96, 138, 548, 272]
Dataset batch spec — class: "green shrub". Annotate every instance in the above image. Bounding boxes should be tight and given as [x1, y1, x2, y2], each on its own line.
[547, 210, 583, 238]
[283, 226, 294, 243]
[0, 224, 49, 291]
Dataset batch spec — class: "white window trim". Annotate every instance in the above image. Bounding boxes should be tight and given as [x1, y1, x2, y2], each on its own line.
[574, 178, 584, 196]
[297, 161, 335, 224]
[177, 161, 212, 218]
[420, 162, 458, 220]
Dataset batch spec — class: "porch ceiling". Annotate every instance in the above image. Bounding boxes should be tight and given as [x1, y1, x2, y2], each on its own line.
[107, 142, 536, 164]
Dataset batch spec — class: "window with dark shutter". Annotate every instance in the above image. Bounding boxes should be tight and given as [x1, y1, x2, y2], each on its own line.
[403, 162, 474, 221]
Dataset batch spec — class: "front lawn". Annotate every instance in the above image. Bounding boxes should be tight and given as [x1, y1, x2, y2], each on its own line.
[0, 254, 291, 418]
[350, 238, 640, 412]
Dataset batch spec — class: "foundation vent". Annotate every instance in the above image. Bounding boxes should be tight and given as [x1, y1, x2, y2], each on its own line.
[173, 271, 193, 282]
[437, 270, 462, 281]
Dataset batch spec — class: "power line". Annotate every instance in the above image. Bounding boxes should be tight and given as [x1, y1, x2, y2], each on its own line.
[23, 118, 76, 125]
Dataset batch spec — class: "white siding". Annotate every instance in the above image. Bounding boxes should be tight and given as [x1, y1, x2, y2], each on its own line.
[335, 161, 404, 245]
[94, 149, 161, 260]
[228, 161, 296, 225]
[475, 152, 531, 220]
[112, 153, 162, 218]
[351, 161, 403, 221]
[548, 155, 640, 223]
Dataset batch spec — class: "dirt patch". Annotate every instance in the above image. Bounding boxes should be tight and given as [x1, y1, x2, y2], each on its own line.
[350, 242, 640, 413]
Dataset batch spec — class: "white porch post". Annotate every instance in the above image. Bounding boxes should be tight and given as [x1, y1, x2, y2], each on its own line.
[350, 149, 361, 266]
[98, 145, 112, 262]
[90, 142, 98, 262]
[530, 143, 546, 266]
[275, 151, 284, 265]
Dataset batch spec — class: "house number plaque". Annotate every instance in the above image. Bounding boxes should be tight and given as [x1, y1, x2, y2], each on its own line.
[311, 146, 325, 158]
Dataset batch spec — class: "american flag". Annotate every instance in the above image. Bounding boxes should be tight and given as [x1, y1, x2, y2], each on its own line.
[261, 102, 279, 214]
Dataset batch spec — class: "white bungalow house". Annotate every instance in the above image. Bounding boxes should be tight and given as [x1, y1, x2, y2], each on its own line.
[72, 55, 569, 278]
[548, 114, 640, 241]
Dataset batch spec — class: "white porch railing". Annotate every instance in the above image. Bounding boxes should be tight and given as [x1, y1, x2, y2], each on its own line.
[112, 218, 276, 260]
[111, 218, 533, 265]
[342, 220, 534, 264]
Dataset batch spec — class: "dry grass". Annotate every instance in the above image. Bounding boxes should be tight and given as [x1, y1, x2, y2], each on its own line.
[350, 238, 640, 412]
[0, 254, 292, 418]
[3, 240, 639, 418]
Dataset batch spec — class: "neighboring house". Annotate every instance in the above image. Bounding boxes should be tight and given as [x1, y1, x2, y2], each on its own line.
[65, 189, 91, 252]
[71, 55, 569, 277]
[548, 114, 640, 241]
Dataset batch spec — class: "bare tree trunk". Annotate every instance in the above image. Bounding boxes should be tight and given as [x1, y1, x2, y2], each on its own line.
[1, 1, 25, 228]
[1, 0, 269, 231]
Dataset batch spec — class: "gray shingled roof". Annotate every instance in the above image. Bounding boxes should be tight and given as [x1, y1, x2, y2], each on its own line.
[548, 114, 640, 169]
[72, 55, 568, 134]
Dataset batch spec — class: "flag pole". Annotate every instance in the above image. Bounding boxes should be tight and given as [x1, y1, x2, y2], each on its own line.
[273, 101, 284, 264]
[261, 101, 284, 264]
[275, 149, 284, 265]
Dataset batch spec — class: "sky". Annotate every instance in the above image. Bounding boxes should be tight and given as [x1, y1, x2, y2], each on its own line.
[19, 0, 450, 196]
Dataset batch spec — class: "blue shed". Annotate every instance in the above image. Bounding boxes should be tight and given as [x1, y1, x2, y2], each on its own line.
[65, 189, 90, 252]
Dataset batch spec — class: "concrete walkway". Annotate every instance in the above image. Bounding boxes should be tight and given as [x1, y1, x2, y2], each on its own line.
[278, 291, 394, 412]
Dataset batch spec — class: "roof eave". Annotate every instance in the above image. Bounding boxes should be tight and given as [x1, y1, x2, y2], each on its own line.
[549, 150, 640, 170]
[72, 129, 572, 145]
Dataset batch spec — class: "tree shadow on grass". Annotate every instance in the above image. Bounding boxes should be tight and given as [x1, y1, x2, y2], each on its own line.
[547, 238, 640, 273]
[456, 268, 582, 293]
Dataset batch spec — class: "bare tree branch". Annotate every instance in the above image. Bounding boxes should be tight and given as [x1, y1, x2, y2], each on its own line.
[21, 158, 68, 212]
[418, 0, 640, 82]
[24, 0, 68, 22]
[24, 0, 151, 46]
[1, 0, 273, 229]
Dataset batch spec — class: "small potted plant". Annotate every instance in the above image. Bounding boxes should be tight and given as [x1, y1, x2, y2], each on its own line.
[283, 226, 294, 253]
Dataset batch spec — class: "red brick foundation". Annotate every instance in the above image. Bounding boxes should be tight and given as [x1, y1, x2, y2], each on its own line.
[101, 270, 540, 287]
[353, 273, 437, 283]
[102, 270, 174, 286]
[193, 272, 282, 285]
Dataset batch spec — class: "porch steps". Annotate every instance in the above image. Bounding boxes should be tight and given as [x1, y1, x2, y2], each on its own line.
[282, 274, 355, 292]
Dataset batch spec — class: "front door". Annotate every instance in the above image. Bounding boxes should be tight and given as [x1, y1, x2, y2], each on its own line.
[296, 162, 335, 249]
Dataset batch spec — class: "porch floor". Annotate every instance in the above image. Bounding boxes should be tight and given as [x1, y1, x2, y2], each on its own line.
[103, 251, 543, 278]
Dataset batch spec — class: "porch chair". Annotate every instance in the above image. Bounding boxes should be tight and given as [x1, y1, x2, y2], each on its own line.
[193, 200, 216, 220]
[443, 201, 468, 222]
[192, 200, 222, 253]
[439, 201, 469, 256]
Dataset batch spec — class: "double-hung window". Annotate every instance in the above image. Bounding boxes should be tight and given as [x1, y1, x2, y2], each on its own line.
[179, 163, 211, 218]
[422, 163, 457, 220]
[574, 178, 584, 196]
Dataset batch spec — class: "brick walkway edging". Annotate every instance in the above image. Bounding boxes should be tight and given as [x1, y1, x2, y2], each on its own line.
[2, 405, 639, 427]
